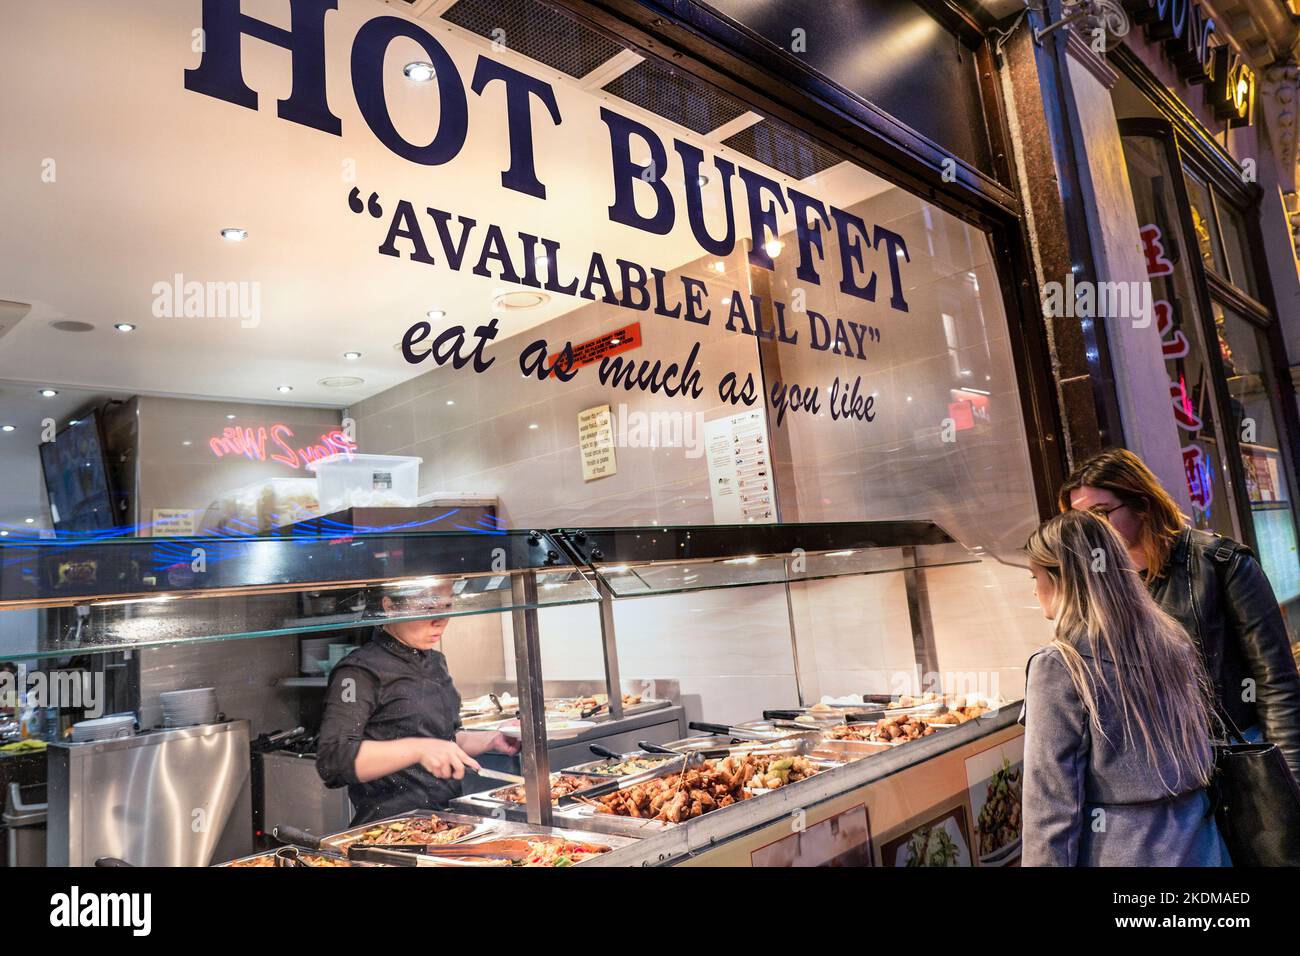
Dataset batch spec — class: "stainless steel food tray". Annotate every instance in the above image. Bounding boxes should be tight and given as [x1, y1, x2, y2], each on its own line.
[319, 810, 499, 851]
[561, 753, 683, 777]
[218, 847, 380, 867]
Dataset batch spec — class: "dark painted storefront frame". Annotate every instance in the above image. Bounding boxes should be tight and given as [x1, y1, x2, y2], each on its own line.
[547, 0, 1080, 518]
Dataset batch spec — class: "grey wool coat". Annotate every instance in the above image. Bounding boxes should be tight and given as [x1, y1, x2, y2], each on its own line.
[1021, 643, 1231, 866]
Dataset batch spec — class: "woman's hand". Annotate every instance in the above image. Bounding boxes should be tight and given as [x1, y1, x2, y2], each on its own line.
[455, 729, 521, 756]
[487, 731, 521, 755]
[413, 738, 479, 779]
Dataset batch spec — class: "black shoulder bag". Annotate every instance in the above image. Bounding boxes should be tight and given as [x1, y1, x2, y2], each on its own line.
[1206, 543, 1300, 866]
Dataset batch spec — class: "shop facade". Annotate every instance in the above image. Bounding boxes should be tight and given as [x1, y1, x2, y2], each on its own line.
[0, 0, 1202, 868]
[1023, 0, 1300, 630]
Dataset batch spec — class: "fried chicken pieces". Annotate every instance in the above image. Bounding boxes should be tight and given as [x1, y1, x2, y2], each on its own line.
[594, 756, 758, 823]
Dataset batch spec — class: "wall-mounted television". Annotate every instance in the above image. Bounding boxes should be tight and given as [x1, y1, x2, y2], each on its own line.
[39, 411, 117, 532]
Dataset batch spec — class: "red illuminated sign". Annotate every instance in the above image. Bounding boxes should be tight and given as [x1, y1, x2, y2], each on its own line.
[208, 423, 356, 469]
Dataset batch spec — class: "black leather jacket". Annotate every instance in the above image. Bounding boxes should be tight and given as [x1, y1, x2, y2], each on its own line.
[1148, 528, 1300, 781]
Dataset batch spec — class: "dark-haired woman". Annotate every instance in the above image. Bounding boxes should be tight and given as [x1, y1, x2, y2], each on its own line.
[1061, 447, 1300, 781]
[316, 588, 520, 826]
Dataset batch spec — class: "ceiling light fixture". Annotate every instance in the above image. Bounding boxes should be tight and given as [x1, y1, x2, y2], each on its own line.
[0, 425, 14, 433]
[276, 385, 294, 393]
[712, 261, 726, 273]
[226, 414, 237, 420]
[403, 61, 436, 82]
[343, 351, 362, 360]
[696, 174, 709, 187]
[764, 239, 784, 258]
[39, 388, 57, 398]
[220, 227, 248, 242]
[426, 309, 445, 321]
[67, 419, 79, 426]
[114, 323, 136, 332]
[24, 518, 35, 524]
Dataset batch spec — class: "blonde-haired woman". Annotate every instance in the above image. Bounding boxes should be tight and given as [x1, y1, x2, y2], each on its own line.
[1022, 510, 1230, 866]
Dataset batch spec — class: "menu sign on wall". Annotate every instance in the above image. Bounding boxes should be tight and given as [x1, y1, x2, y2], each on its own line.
[704, 411, 775, 523]
[578, 405, 617, 482]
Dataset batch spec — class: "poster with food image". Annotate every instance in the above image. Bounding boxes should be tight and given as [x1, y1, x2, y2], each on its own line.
[964, 736, 1025, 866]
[880, 804, 973, 867]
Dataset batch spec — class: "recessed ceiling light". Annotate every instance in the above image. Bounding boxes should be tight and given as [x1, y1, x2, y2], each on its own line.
[276, 385, 294, 393]
[528, 423, 539, 430]
[721, 296, 731, 305]
[712, 261, 726, 273]
[0, 531, 7, 537]
[39, 388, 58, 397]
[403, 61, 436, 82]
[24, 518, 35, 524]
[493, 290, 550, 310]
[182, 440, 192, 446]
[220, 227, 248, 242]
[319, 376, 364, 389]
[67, 419, 79, 426]
[114, 323, 136, 332]
[446, 400, 455, 406]
[343, 351, 362, 360]
[764, 239, 784, 258]
[696, 174, 709, 187]
[610, 338, 621, 345]
[426, 309, 445, 321]
[0, 425, 14, 432]
[226, 414, 237, 420]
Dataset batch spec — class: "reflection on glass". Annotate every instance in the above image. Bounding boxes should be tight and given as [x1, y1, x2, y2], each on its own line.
[1212, 302, 1300, 605]
[1216, 202, 1259, 299]
[1122, 135, 1235, 537]
[1182, 173, 1226, 276]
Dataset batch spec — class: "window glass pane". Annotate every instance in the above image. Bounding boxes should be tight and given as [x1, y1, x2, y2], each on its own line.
[1122, 134, 1235, 536]
[1212, 301, 1300, 606]
[1216, 201, 1260, 299]
[1182, 172, 1226, 277]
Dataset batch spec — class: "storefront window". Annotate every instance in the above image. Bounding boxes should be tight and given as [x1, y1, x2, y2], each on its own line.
[1183, 173, 1226, 276]
[1215, 202, 1260, 300]
[0, 0, 1044, 868]
[1121, 134, 1237, 537]
[1212, 302, 1300, 604]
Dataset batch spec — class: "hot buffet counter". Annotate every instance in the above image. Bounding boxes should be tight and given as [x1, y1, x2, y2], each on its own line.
[0, 521, 1025, 867]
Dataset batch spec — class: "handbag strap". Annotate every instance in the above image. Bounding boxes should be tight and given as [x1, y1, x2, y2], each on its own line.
[1203, 538, 1250, 747]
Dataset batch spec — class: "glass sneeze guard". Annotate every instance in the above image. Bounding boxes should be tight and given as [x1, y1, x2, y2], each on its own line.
[0, 529, 598, 661]
[553, 521, 979, 597]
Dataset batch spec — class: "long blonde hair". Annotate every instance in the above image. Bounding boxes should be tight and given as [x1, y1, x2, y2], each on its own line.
[1026, 510, 1216, 791]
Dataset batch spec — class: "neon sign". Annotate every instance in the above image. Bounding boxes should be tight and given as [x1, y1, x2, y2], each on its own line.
[208, 423, 356, 469]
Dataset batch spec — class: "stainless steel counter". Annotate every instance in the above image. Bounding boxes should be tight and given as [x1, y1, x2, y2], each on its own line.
[47, 720, 252, 866]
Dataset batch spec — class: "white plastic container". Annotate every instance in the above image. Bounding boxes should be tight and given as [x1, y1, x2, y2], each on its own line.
[307, 453, 423, 513]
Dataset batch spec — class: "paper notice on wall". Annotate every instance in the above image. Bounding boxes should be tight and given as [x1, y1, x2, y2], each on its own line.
[579, 404, 617, 482]
[703, 411, 775, 523]
[151, 509, 197, 536]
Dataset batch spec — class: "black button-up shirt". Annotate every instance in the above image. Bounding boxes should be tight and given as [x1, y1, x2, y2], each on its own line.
[316, 629, 463, 826]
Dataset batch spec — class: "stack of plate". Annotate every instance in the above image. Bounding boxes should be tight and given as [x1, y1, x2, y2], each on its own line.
[160, 688, 219, 728]
[71, 714, 136, 743]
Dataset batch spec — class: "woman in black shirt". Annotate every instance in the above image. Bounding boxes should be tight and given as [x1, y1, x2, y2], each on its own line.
[316, 588, 519, 825]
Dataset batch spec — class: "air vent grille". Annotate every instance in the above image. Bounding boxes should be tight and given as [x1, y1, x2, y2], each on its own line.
[721, 119, 842, 180]
[442, 0, 622, 79]
[601, 58, 749, 135]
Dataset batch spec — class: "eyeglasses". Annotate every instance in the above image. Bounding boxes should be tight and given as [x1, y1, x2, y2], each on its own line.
[1086, 502, 1128, 520]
